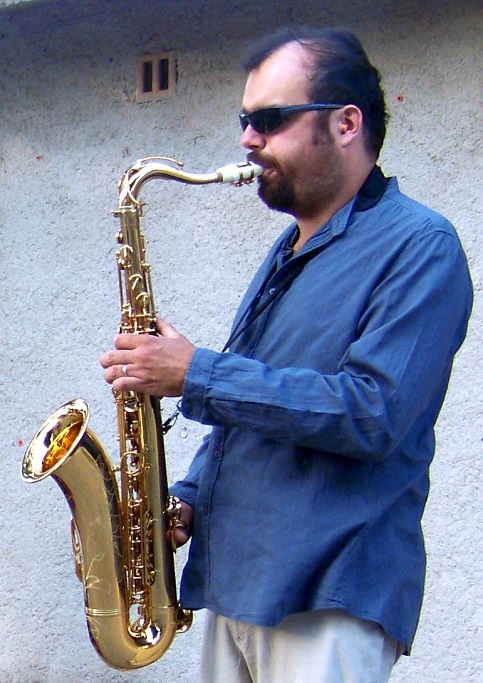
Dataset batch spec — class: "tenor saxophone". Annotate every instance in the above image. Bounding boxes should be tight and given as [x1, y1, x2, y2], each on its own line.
[21, 157, 263, 670]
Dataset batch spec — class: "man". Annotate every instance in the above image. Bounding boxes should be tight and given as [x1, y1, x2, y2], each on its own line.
[100, 27, 473, 683]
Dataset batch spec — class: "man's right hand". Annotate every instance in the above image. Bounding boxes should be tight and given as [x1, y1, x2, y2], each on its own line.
[172, 500, 194, 548]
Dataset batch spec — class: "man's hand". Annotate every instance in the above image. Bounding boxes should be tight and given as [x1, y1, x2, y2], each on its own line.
[171, 500, 194, 548]
[99, 317, 196, 397]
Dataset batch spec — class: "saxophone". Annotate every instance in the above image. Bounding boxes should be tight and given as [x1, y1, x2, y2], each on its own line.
[21, 157, 263, 670]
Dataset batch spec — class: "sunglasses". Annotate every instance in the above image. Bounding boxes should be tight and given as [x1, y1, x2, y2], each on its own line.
[239, 104, 344, 134]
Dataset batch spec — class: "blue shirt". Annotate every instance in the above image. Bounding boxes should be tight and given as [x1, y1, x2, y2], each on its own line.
[171, 169, 473, 650]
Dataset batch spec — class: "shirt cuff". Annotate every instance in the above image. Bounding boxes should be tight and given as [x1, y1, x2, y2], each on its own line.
[169, 481, 199, 509]
[181, 347, 220, 423]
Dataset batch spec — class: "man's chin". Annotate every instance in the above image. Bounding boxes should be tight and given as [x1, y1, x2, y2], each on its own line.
[258, 184, 295, 214]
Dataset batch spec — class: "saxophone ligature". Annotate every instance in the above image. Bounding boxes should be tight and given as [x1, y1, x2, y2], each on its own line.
[21, 157, 263, 670]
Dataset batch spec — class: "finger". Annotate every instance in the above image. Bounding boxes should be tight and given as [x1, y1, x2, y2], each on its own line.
[103, 364, 118, 384]
[156, 317, 182, 339]
[111, 361, 147, 392]
[99, 352, 109, 369]
[103, 358, 137, 384]
[169, 520, 192, 548]
[103, 363, 125, 385]
[172, 526, 191, 548]
[113, 333, 140, 350]
[99, 350, 133, 369]
[112, 376, 140, 392]
[99, 349, 120, 369]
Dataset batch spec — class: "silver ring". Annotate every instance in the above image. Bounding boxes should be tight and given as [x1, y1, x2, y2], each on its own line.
[121, 364, 128, 375]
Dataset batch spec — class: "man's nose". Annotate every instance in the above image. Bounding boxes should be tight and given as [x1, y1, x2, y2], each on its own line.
[240, 124, 266, 150]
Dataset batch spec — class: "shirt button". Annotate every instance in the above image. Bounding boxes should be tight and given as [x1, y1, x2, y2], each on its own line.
[213, 449, 222, 458]
[268, 287, 276, 295]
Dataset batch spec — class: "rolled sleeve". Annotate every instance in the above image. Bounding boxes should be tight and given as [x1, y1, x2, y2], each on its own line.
[181, 348, 220, 423]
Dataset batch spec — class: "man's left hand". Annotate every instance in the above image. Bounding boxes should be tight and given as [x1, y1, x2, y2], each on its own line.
[99, 317, 196, 397]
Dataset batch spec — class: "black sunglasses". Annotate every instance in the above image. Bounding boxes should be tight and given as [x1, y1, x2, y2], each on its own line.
[239, 104, 344, 134]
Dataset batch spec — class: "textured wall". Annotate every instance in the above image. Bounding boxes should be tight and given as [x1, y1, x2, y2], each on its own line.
[0, 1, 481, 681]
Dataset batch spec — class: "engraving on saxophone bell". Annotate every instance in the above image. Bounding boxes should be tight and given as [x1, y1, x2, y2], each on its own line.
[21, 157, 258, 670]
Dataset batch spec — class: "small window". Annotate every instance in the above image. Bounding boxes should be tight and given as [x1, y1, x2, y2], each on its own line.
[136, 52, 175, 102]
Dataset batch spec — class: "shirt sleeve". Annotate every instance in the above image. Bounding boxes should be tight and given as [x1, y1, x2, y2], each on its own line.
[169, 432, 211, 506]
[181, 229, 472, 461]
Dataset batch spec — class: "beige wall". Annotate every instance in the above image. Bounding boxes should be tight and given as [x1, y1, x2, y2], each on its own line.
[1, 1, 481, 681]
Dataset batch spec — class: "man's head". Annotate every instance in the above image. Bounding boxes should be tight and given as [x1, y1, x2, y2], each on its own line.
[243, 26, 388, 159]
[239, 27, 387, 229]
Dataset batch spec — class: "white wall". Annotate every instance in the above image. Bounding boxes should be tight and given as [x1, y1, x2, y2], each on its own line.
[1, 1, 481, 681]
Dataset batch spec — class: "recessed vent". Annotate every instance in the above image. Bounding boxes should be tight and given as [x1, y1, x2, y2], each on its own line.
[136, 52, 175, 102]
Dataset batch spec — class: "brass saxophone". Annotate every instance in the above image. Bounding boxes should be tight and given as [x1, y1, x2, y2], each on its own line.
[21, 157, 263, 670]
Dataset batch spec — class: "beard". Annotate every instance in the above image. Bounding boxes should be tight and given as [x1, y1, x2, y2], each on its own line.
[257, 171, 297, 213]
[249, 129, 344, 219]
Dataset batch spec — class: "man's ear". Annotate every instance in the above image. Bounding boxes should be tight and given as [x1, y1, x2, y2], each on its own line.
[334, 105, 363, 147]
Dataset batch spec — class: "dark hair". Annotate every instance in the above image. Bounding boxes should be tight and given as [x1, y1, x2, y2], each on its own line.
[243, 26, 389, 158]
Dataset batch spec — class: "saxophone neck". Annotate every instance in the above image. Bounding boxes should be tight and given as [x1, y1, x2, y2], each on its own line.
[118, 157, 263, 206]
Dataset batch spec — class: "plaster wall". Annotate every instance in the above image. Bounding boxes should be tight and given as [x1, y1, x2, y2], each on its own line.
[0, 1, 481, 681]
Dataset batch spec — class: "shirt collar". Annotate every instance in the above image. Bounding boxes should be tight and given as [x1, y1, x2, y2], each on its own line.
[353, 165, 389, 212]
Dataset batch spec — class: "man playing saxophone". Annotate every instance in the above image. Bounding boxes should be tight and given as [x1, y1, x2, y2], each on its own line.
[100, 26, 473, 683]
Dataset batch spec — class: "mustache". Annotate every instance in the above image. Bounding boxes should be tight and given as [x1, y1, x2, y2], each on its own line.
[247, 152, 279, 171]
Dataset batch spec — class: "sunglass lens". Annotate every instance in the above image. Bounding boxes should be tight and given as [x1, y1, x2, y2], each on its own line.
[252, 109, 282, 134]
[239, 108, 284, 134]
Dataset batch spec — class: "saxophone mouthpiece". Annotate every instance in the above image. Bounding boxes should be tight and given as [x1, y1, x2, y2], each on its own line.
[216, 161, 264, 185]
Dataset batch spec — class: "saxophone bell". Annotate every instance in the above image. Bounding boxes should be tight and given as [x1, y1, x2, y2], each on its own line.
[22, 398, 190, 670]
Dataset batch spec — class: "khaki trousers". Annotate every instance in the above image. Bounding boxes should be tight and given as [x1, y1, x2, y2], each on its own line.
[200, 609, 400, 683]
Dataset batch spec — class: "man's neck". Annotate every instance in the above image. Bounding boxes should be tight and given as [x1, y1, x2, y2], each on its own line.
[293, 162, 375, 252]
